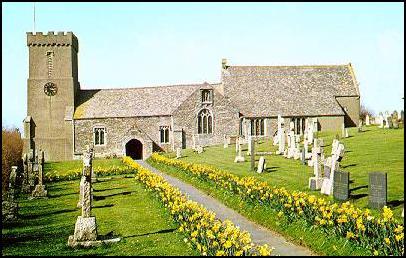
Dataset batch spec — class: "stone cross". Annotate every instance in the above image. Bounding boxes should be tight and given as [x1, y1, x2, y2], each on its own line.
[365, 114, 370, 125]
[31, 150, 47, 198]
[8, 166, 18, 199]
[21, 153, 31, 193]
[320, 142, 345, 195]
[257, 156, 265, 173]
[235, 137, 239, 153]
[276, 115, 285, 155]
[68, 145, 99, 246]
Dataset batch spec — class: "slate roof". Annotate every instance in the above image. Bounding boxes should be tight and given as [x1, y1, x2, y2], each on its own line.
[222, 64, 359, 117]
[74, 84, 205, 119]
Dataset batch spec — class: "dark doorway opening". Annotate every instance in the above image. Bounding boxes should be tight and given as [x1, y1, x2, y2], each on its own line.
[125, 139, 143, 160]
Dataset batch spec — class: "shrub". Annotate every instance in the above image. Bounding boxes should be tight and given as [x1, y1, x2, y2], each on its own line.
[2, 127, 24, 191]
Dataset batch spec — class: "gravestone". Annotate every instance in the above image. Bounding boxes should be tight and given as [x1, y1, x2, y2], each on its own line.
[234, 143, 245, 163]
[392, 117, 399, 129]
[358, 121, 363, 132]
[175, 147, 182, 159]
[250, 137, 255, 171]
[333, 170, 349, 201]
[196, 145, 204, 154]
[276, 115, 285, 155]
[365, 114, 370, 126]
[2, 166, 19, 222]
[27, 149, 36, 191]
[223, 135, 229, 148]
[308, 146, 323, 190]
[368, 172, 387, 209]
[21, 153, 31, 193]
[257, 156, 265, 173]
[31, 150, 47, 198]
[344, 128, 349, 138]
[401, 110, 404, 123]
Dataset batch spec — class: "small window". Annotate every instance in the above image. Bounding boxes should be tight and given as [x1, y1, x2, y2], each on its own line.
[160, 126, 170, 143]
[201, 89, 212, 103]
[94, 127, 106, 145]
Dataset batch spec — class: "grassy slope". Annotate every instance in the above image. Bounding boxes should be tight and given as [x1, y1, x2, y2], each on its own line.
[169, 126, 404, 216]
[2, 175, 198, 256]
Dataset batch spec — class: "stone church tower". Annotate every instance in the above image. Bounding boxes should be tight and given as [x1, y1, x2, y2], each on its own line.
[24, 32, 79, 161]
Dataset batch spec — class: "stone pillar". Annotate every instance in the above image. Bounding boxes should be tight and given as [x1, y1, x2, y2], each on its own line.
[234, 142, 245, 163]
[27, 149, 36, 192]
[365, 115, 370, 126]
[21, 153, 31, 193]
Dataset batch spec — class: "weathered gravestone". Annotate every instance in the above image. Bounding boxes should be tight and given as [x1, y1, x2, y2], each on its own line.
[257, 156, 265, 173]
[31, 150, 47, 198]
[333, 170, 349, 201]
[175, 147, 182, 159]
[365, 114, 370, 126]
[223, 135, 229, 148]
[196, 145, 204, 154]
[234, 143, 245, 163]
[250, 137, 255, 171]
[2, 166, 19, 222]
[368, 172, 387, 209]
[21, 153, 31, 193]
[27, 149, 36, 191]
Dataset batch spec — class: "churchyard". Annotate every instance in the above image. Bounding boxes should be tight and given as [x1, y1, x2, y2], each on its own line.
[2, 123, 404, 256]
[165, 126, 404, 218]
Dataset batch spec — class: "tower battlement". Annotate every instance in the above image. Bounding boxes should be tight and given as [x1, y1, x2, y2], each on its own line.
[27, 31, 79, 52]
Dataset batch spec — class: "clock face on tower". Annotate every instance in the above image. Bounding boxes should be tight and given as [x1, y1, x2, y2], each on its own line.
[44, 82, 57, 96]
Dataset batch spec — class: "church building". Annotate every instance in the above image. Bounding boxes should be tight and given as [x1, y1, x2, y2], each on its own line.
[23, 31, 360, 161]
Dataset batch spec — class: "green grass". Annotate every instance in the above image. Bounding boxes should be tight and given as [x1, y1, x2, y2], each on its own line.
[147, 159, 370, 256]
[45, 158, 125, 174]
[167, 126, 404, 217]
[2, 174, 199, 256]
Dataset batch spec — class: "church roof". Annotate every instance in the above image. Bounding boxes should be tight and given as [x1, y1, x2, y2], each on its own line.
[222, 63, 359, 117]
[74, 83, 211, 119]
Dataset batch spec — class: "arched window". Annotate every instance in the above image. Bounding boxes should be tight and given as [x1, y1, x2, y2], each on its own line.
[94, 127, 106, 145]
[198, 109, 213, 134]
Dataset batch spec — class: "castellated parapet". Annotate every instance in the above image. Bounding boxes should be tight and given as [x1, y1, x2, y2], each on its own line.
[27, 31, 79, 52]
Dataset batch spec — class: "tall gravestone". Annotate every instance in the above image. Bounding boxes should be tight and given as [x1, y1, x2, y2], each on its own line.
[368, 172, 387, 209]
[69, 146, 98, 247]
[31, 150, 47, 198]
[21, 153, 31, 193]
[250, 136, 255, 171]
[333, 170, 349, 201]
[365, 114, 370, 126]
[27, 149, 36, 191]
[175, 147, 182, 159]
[2, 166, 19, 222]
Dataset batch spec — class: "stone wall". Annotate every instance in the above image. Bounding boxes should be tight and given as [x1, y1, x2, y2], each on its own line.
[172, 87, 240, 148]
[335, 96, 360, 127]
[74, 116, 172, 159]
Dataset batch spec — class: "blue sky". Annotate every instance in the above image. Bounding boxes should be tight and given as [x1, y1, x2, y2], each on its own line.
[2, 2, 404, 130]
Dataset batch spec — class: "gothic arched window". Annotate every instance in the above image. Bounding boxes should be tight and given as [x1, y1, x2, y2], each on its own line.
[198, 109, 213, 134]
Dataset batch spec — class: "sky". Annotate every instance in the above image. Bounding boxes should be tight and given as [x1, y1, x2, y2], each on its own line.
[2, 2, 404, 131]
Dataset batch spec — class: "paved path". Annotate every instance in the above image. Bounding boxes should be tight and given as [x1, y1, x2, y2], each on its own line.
[136, 160, 314, 256]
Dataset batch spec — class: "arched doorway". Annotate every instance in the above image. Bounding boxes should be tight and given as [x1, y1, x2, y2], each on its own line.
[125, 139, 143, 160]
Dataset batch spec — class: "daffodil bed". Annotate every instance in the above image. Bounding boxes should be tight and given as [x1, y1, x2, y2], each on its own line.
[149, 153, 404, 256]
[123, 156, 273, 256]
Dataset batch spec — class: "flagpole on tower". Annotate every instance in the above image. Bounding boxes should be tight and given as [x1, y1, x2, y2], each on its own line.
[33, 2, 36, 33]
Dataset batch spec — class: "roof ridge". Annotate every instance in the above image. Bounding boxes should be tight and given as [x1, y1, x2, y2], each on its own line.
[79, 82, 221, 92]
[229, 64, 349, 69]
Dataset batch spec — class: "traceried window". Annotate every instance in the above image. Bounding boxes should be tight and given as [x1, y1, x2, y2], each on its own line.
[94, 127, 106, 145]
[160, 126, 170, 143]
[251, 119, 265, 136]
[197, 109, 213, 134]
[201, 89, 212, 103]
